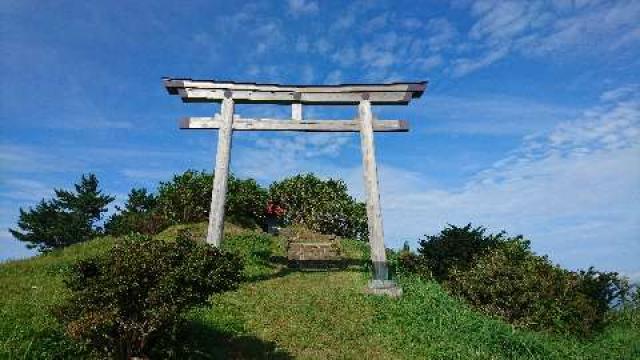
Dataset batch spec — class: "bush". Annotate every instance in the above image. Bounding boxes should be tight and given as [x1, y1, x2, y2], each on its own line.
[156, 170, 267, 228]
[105, 188, 166, 236]
[396, 251, 429, 277]
[447, 239, 629, 335]
[56, 233, 243, 359]
[226, 176, 268, 229]
[406, 224, 633, 336]
[417, 224, 506, 281]
[10, 174, 114, 251]
[268, 173, 367, 239]
[156, 170, 213, 224]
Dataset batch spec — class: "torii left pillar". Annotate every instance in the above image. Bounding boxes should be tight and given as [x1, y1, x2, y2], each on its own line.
[207, 92, 234, 246]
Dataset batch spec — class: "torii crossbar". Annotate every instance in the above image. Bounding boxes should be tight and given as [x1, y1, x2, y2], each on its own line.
[163, 78, 427, 289]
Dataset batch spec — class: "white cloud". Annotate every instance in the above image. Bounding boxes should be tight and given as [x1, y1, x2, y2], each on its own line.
[295, 36, 310, 52]
[233, 132, 354, 181]
[600, 85, 639, 102]
[0, 178, 52, 202]
[362, 13, 389, 33]
[413, 54, 443, 72]
[332, 12, 356, 31]
[450, 46, 509, 77]
[300, 64, 315, 84]
[314, 38, 332, 54]
[251, 21, 285, 55]
[209, 3, 285, 57]
[401, 17, 422, 30]
[426, 18, 458, 51]
[376, 87, 640, 276]
[407, 93, 580, 135]
[450, 0, 640, 75]
[324, 70, 343, 84]
[0, 229, 37, 262]
[288, 0, 319, 16]
[331, 46, 358, 67]
[121, 168, 177, 182]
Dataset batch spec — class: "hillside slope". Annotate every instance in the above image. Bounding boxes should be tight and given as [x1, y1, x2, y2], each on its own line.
[1, 223, 638, 359]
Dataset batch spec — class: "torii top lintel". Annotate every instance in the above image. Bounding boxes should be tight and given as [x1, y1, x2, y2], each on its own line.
[163, 77, 427, 105]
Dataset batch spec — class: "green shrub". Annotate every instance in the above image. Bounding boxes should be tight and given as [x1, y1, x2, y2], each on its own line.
[56, 233, 243, 359]
[156, 170, 213, 224]
[447, 238, 630, 335]
[105, 188, 166, 236]
[417, 224, 506, 281]
[268, 173, 367, 239]
[226, 176, 268, 229]
[408, 224, 632, 336]
[156, 170, 267, 228]
[396, 251, 430, 278]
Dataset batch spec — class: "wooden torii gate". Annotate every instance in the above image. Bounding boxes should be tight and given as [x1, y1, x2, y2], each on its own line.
[163, 78, 426, 291]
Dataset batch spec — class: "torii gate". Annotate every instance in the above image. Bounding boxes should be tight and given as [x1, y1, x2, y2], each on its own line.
[163, 78, 426, 292]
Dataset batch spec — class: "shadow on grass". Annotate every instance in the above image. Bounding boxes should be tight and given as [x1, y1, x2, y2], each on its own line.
[270, 255, 368, 269]
[244, 257, 369, 283]
[183, 320, 293, 359]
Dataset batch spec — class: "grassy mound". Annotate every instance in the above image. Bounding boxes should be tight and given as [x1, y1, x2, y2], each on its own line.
[1, 223, 638, 359]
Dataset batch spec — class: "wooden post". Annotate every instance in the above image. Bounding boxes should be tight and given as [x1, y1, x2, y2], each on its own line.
[206, 92, 235, 246]
[292, 102, 302, 121]
[358, 96, 388, 281]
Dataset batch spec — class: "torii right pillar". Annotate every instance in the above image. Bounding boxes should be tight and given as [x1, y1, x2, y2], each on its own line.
[359, 94, 402, 297]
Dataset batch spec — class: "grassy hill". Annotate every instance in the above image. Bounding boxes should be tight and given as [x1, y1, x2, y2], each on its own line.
[1, 223, 638, 359]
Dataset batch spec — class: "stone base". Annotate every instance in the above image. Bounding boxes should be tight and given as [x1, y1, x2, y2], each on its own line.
[364, 280, 403, 298]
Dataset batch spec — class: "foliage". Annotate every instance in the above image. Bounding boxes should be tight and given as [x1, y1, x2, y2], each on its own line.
[10, 174, 114, 251]
[55, 233, 242, 359]
[226, 176, 268, 229]
[1, 223, 639, 359]
[86, 171, 364, 239]
[416, 224, 506, 281]
[156, 170, 213, 224]
[104, 188, 166, 236]
[155, 170, 267, 229]
[396, 250, 430, 277]
[447, 239, 631, 335]
[407, 224, 633, 336]
[268, 173, 367, 239]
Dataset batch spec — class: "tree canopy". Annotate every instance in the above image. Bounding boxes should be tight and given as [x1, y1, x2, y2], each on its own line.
[10, 174, 114, 251]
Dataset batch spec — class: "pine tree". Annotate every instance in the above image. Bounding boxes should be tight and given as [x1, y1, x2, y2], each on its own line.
[10, 174, 114, 251]
[104, 188, 163, 236]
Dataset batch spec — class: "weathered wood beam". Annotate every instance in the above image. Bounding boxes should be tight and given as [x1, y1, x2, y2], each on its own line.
[180, 117, 409, 132]
[292, 102, 302, 121]
[206, 96, 234, 247]
[164, 78, 426, 95]
[359, 99, 388, 282]
[175, 88, 416, 105]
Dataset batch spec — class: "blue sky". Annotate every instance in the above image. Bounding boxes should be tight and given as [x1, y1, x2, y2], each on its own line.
[1, 0, 639, 280]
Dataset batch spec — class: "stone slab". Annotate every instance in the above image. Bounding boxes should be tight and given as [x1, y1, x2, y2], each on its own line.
[364, 280, 403, 298]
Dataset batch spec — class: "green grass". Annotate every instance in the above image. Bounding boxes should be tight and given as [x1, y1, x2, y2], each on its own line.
[1, 223, 638, 359]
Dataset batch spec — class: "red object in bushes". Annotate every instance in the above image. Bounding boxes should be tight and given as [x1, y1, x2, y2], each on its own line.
[266, 201, 285, 217]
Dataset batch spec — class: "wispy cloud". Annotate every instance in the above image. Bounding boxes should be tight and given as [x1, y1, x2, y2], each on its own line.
[376, 87, 640, 276]
[0, 178, 53, 202]
[449, 0, 640, 76]
[288, 0, 319, 16]
[233, 132, 355, 181]
[403, 93, 580, 136]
